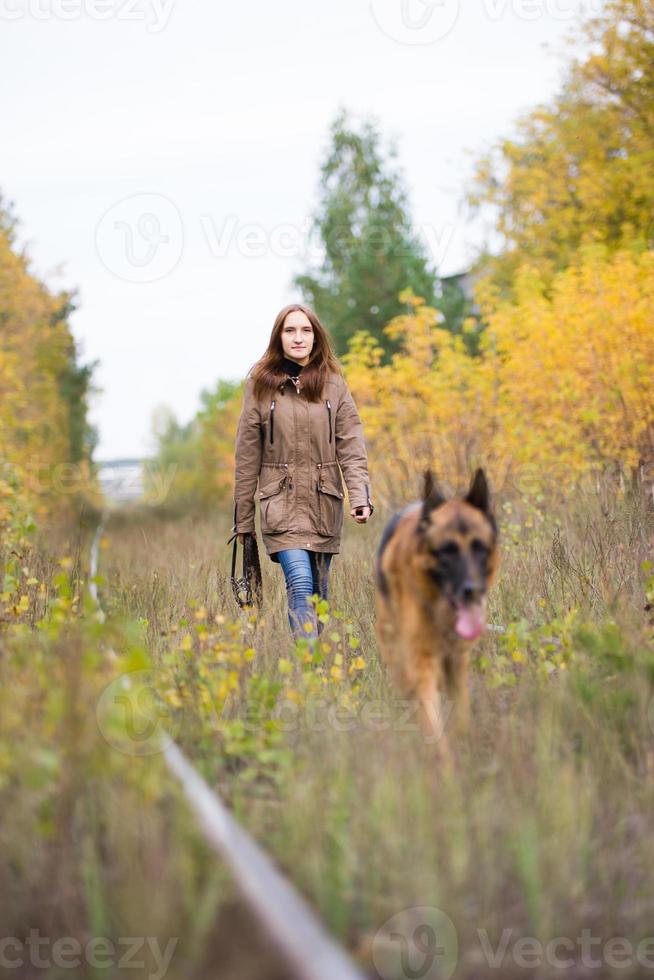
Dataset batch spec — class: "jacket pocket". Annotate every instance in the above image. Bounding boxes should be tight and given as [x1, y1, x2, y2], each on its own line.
[258, 471, 289, 533]
[317, 467, 344, 536]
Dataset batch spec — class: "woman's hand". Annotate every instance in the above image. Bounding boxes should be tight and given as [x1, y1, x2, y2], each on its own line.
[350, 506, 371, 524]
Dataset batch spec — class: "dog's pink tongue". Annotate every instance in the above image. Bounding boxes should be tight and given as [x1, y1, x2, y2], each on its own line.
[455, 604, 485, 640]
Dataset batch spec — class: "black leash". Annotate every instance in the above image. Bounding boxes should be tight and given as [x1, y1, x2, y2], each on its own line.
[227, 503, 263, 610]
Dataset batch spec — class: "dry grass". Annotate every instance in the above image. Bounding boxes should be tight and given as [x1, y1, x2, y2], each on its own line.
[1, 475, 653, 978]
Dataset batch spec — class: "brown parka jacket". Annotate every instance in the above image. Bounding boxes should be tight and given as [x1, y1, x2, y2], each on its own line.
[231, 369, 374, 563]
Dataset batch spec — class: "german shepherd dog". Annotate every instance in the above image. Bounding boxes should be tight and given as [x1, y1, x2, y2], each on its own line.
[374, 468, 499, 755]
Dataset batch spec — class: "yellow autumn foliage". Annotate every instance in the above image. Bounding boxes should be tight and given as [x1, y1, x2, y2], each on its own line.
[0, 217, 97, 545]
[343, 244, 654, 501]
[467, 0, 654, 296]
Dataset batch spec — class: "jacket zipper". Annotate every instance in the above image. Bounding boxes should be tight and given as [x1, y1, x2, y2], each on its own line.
[270, 399, 275, 444]
[326, 399, 332, 443]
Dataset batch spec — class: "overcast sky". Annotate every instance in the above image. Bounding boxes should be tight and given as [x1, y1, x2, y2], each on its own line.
[2, 0, 598, 460]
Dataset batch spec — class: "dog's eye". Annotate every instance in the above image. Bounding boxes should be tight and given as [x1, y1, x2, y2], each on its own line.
[436, 541, 460, 558]
[471, 538, 489, 556]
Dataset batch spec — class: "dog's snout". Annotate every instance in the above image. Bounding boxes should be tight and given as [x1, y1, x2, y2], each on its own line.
[461, 580, 481, 604]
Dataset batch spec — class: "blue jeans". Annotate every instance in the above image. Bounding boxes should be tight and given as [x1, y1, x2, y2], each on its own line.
[277, 549, 333, 641]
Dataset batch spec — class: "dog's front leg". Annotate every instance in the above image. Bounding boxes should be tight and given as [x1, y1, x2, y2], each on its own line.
[446, 648, 471, 736]
[414, 664, 452, 761]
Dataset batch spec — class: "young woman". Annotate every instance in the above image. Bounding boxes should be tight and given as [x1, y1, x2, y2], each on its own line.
[231, 303, 374, 641]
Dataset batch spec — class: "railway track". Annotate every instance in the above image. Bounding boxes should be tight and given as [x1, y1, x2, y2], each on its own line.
[89, 511, 367, 980]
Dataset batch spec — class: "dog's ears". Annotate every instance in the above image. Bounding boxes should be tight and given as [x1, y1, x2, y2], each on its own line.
[419, 468, 446, 525]
[418, 468, 497, 535]
[465, 467, 490, 513]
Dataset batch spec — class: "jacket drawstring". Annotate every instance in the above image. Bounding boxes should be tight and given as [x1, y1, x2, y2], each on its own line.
[270, 399, 275, 444]
[226, 501, 238, 544]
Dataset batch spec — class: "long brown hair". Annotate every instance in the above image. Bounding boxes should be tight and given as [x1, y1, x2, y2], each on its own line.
[249, 304, 343, 403]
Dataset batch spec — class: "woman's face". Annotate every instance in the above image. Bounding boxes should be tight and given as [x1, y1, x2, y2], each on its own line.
[281, 310, 314, 365]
